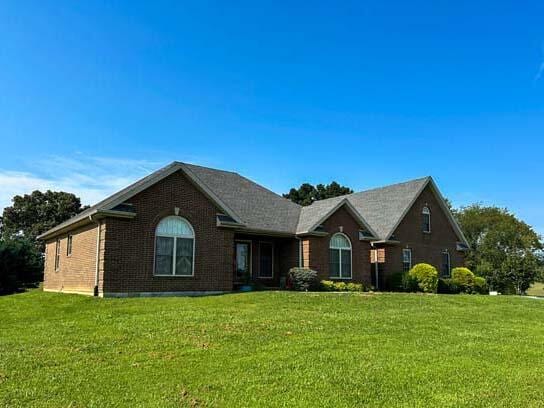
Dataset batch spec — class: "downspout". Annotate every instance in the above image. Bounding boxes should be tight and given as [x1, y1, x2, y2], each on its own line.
[90, 215, 102, 297]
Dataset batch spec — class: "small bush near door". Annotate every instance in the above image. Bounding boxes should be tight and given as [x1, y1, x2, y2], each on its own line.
[288, 268, 319, 291]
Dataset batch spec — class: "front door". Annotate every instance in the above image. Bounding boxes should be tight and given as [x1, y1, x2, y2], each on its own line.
[235, 242, 251, 282]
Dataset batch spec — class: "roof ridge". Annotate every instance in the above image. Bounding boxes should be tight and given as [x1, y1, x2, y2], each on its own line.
[352, 176, 431, 196]
[303, 176, 431, 206]
[177, 161, 239, 175]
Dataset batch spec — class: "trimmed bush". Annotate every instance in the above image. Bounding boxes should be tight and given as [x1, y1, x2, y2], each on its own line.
[402, 273, 419, 292]
[408, 263, 439, 293]
[473, 276, 488, 294]
[437, 278, 460, 294]
[320, 280, 365, 292]
[385, 272, 405, 292]
[451, 267, 476, 293]
[320, 280, 336, 292]
[288, 268, 319, 291]
[346, 282, 365, 292]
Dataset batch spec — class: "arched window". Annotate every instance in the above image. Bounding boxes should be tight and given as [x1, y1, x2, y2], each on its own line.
[329, 233, 352, 279]
[154, 216, 195, 276]
[422, 206, 431, 233]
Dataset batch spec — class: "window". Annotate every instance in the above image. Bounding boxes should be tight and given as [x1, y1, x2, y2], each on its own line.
[441, 251, 451, 277]
[329, 233, 352, 279]
[54, 239, 61, 271]
[402, 248, 412, 273]
[422, 206, 431, 233]
[67, 234, 73, 257]
[259, 242, 274, 278]
[154, 216, 195, 276]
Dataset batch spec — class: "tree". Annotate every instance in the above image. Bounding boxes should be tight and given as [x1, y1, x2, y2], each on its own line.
[1, 190, 89, 252]
[455, 204, 543, 294]
[0, 237, 43, 294]
[284, 182, 353, 206]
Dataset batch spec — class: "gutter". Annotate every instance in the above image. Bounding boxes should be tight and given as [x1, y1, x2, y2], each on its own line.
[90, 215, 102, 297]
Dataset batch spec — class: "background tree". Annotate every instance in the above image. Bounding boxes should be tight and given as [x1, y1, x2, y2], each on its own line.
[0, 190, 89, 294]
[454, 204, 543, 294]
[1, 190, 89, 252]
[284, 182, 353, 206]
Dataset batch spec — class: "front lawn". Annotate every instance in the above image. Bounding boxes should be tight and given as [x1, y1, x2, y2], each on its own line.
[1, 291, 543, 407]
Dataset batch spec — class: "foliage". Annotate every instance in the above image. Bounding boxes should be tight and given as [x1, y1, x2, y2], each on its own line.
[288, 268, 319, 291]
[451, 267, 475, 293]
[0, 238, 43, 294]
[453, 204, 543, 294]
[2, 291, 544, 407]
[473, 277, 488, 295]
[320, 280, 365, 292]
[437, 278, 460, 294]
[1, 190, 89, 252]
[385, 272, 405, 291]
[283, 182, 353, 206]
[408, 263, 439, 293]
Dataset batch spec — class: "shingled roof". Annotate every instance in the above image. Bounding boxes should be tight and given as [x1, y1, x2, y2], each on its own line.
[39, 162, 467, 245]
[297, 177, 431, 239]
[39, 162, 303, 239]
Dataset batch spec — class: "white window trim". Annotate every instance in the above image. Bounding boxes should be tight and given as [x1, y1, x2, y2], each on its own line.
[329, 232, 353, 280]
[442, 250, 451, 278]
[422, 206, 431, 233]
[153, 216, 196, 277]
[403, 248, 412, 272]
[257, 241, 274, 279]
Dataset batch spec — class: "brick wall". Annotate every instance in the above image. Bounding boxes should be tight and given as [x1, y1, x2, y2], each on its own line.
[382, 185, 465, 279]
[305, 205, 373, 286]
[102, 170, 235, 294]
[43, 223, 102, 295]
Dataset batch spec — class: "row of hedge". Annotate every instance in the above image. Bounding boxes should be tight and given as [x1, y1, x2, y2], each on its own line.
[287, 265, 487, 294]
[287, 268, 366, 292]
[388, 264, 487, 294]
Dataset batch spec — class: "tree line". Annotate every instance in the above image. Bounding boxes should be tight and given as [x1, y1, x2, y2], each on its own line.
[1, 182, 542, 295]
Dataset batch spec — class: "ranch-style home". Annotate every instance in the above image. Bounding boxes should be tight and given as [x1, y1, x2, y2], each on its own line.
[39, 162, 469, 297]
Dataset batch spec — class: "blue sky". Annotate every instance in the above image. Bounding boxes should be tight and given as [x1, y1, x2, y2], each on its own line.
[1, 1, 543, 234]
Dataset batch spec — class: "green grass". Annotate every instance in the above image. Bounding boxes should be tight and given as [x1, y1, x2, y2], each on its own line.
[527, 282, 544, 297]
[1, 291, 544, 407]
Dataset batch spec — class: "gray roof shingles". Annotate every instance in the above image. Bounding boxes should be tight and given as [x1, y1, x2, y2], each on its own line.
[39, 161, 431, 240]
[296, 177, 429, 239]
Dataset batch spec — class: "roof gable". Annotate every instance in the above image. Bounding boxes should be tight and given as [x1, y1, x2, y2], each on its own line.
[347, 177, 430, 240]
[38, 162, 467, 246]
[296, 198, 378, 237]
[39, 162, 302, 239]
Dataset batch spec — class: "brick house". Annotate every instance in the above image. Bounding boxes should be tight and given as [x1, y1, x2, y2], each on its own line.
[39, 162, 469, 297]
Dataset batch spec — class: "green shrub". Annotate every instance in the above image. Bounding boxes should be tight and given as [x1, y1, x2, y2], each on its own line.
[402, 273, 419, 292]
[473, 276, 488, 294]
[346, 282, 364, 292]
[334, 282, 348, 291]
[408, 263, 439, 293]
[288, 268, 319, 291]
[451, 267, 476, 293]
[320, 280, 336, 292]
[386, 272, 405, 291]
[320, 280, 365, 292]
[0, 238, 43, 295]
[437, 278, 460, 294]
